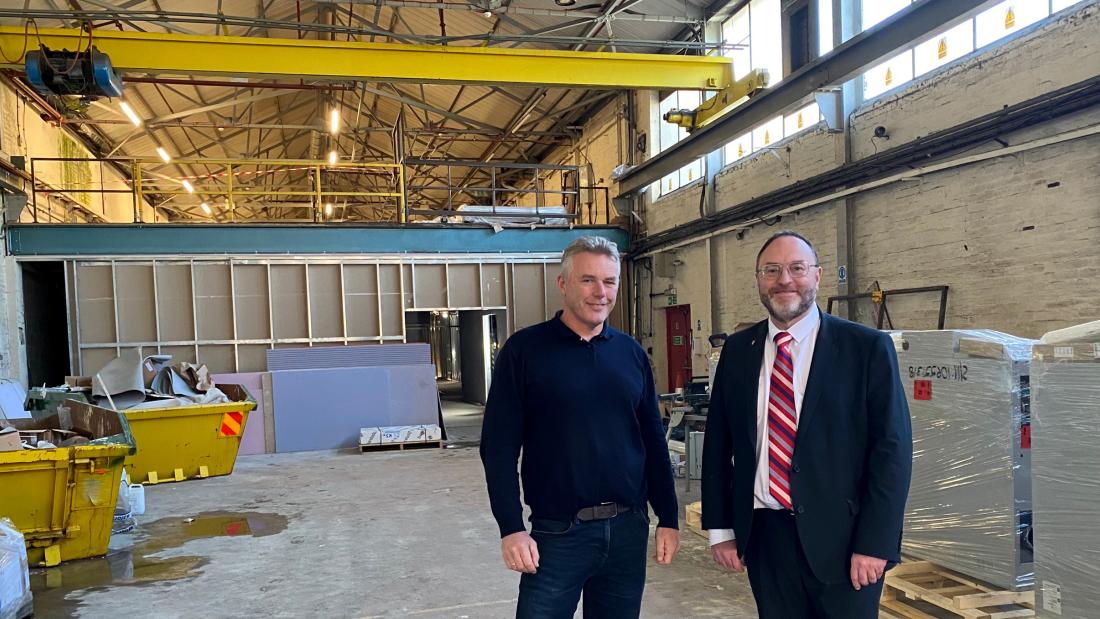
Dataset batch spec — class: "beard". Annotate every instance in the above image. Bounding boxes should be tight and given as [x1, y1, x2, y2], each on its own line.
[760, 285, 817, 325]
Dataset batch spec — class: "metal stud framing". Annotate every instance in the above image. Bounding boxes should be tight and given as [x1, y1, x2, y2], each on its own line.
[58, 254, 560, 373]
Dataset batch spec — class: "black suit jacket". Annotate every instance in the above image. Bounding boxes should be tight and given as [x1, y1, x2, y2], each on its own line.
[701, 310, 913, 584]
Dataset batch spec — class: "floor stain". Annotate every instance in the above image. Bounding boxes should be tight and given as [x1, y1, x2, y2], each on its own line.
[29, 511, 288, 617]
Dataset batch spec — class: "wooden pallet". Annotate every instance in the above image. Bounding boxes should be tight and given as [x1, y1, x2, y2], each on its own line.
[359, 440, 443, 453]
[684, 501, 707, 540]
[880, 561, 1035, 619]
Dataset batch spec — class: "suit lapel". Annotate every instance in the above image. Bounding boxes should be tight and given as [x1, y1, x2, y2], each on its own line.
[795, 310, 837, 450]
[744, 321, 767, 452]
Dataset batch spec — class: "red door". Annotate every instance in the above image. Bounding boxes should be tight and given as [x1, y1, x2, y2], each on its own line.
[665, 304, 692, 392]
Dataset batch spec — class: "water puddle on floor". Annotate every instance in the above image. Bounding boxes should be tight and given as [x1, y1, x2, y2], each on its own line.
[29, 511, 288, 617]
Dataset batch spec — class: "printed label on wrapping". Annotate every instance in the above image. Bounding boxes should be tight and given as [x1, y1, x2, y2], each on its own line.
[1041, 581, 1062, 615]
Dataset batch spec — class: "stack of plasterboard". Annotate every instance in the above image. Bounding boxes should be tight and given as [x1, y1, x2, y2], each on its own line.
[894, 329, 1035, 591]
[264, 344, 443, 453]
[266, 343, 431, 371]
[1030, 343, 1100, 617]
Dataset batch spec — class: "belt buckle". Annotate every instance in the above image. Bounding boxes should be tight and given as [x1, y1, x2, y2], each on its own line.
[598, 501, 616, 521]
[577, 501, 618, 521]
[595, 502, 616, 520]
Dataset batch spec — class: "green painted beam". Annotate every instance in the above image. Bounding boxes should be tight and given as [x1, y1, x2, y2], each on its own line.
[7, 225, 630, 257]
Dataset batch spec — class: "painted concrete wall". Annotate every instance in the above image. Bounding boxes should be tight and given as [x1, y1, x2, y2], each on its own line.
[0, 80, 157, 223]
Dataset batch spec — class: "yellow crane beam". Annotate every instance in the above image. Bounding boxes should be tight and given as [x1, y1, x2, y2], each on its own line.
[0, 27, 733, 91]
[663, 69, 770, 132]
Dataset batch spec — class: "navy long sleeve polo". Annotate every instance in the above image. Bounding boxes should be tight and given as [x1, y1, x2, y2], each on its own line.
[480, 312, 679, 538]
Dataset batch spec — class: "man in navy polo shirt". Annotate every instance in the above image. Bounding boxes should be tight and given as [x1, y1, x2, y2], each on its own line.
[480, 235, 680, 618]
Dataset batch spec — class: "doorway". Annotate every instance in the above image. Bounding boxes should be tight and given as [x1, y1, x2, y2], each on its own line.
[665, 304, 692, 392]
[22, 261, 71, 387]
[405, 309, 501, 405]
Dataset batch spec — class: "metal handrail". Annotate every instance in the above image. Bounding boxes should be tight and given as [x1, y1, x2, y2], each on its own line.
[28, 157, 406, 224]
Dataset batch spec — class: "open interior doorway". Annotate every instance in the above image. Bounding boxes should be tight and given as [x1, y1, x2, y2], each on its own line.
[22, 261, 70, 387]
[405, 309, 502, 405]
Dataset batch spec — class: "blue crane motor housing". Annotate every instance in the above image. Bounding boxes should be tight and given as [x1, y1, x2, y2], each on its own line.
[25, 45, 124, 99]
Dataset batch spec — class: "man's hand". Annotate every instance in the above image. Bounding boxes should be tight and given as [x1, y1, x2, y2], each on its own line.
[711, 540, 745, 572]
[850, 553, 887, 590]
[501, 532, 539, 574]
[655, 527, 680, 565]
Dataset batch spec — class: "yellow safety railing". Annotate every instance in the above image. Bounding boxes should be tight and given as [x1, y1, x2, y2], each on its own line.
[28, 157, 406, 224]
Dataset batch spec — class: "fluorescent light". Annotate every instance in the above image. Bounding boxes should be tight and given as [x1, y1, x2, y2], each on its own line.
[200, 202, 211, 215]
[329, 108, 340, 134]
[181, 179, 194, 193]
[328, 150, 338, 165]
[324, 203, 334, 218]
[119, 101, 142, 127]
[156, 147, 171, 163]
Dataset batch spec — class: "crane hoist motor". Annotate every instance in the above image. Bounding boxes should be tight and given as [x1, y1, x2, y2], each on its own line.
[25, 45, 123, 99]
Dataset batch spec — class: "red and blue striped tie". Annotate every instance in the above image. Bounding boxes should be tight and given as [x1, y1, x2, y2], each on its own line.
[767, 331, 797, 510]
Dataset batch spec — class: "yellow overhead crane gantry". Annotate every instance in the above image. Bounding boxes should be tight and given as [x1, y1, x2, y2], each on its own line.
[1, 27, 728, 90]
[0, 27, 763, 130]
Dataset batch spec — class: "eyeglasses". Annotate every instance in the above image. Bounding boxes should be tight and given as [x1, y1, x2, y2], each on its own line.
[756, 262, 820, 280]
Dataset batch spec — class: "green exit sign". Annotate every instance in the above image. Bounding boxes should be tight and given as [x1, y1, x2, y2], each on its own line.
[673, 336, 684, 346]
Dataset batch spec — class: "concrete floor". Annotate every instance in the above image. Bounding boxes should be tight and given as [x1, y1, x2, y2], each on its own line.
[28, 396, 759, 618]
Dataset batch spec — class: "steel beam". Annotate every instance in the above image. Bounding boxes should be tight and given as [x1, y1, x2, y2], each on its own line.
[0, 27, 732, 90]
[317, 0, 702, 24]
[615, 0, 995, 196]
[360, 84, 498, 131]
[8, 224, 629, 256]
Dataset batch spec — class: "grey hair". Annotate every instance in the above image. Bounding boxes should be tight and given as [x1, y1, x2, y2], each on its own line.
[560, 236, 621, 278]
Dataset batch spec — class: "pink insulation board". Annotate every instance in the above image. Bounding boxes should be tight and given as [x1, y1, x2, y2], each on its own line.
[212, 372, 268, 455]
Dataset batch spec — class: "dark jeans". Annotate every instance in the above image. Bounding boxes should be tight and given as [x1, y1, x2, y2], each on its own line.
[516, 508, 650, 619]
[745, 509, 884, 619]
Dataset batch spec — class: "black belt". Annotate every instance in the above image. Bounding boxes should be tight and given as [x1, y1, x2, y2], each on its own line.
[754, 507, 795, 517]
[576, 502, 633, 521]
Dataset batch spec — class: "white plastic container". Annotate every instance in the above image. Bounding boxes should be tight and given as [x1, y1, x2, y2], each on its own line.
[128, 484, 146, 516]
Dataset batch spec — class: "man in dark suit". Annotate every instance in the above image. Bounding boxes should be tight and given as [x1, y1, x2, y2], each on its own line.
[701, 230, 912, 618]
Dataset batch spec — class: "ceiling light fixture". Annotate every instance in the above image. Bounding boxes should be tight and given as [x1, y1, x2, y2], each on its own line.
[156, 147, 171, 163]
[119, 101, 142, 127]
[555, 0, 577, 6]
[200, 202, 211, 215]
[328, 150, 338, 165]
[181, 179, 194, 193]
[329, 108, 340, 134]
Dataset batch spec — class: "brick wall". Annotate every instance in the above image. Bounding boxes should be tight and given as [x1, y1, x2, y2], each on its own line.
[630, 3, 1100, 386]
[852, 108, 1100, 337]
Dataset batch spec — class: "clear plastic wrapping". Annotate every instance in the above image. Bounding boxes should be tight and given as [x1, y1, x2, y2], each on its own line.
[0, 518, 32, 619]
[894, 329, 1035, 591]
[1031, 343, 1100, 617]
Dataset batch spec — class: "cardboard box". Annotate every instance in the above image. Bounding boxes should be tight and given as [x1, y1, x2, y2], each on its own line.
[421, 424, 442, 441]
[380, 427, 403, 444]
[359, 427, 382, 446]
[0, 427, 22, 452]
[399, 426, 427, 442]
[379, 425, 431, 443]
[65, 376, 93, 389]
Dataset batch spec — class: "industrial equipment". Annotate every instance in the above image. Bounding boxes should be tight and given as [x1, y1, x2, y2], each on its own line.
[25, 45, 123, 98]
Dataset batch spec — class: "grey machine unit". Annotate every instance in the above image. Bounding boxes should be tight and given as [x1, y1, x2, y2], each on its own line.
[1031, 343, 1100, 618]
[688, 430, 705, 482]
[894, 330, 1034, 591]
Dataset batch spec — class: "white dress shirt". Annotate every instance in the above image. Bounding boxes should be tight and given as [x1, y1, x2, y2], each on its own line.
[709, 307, 821, 546]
